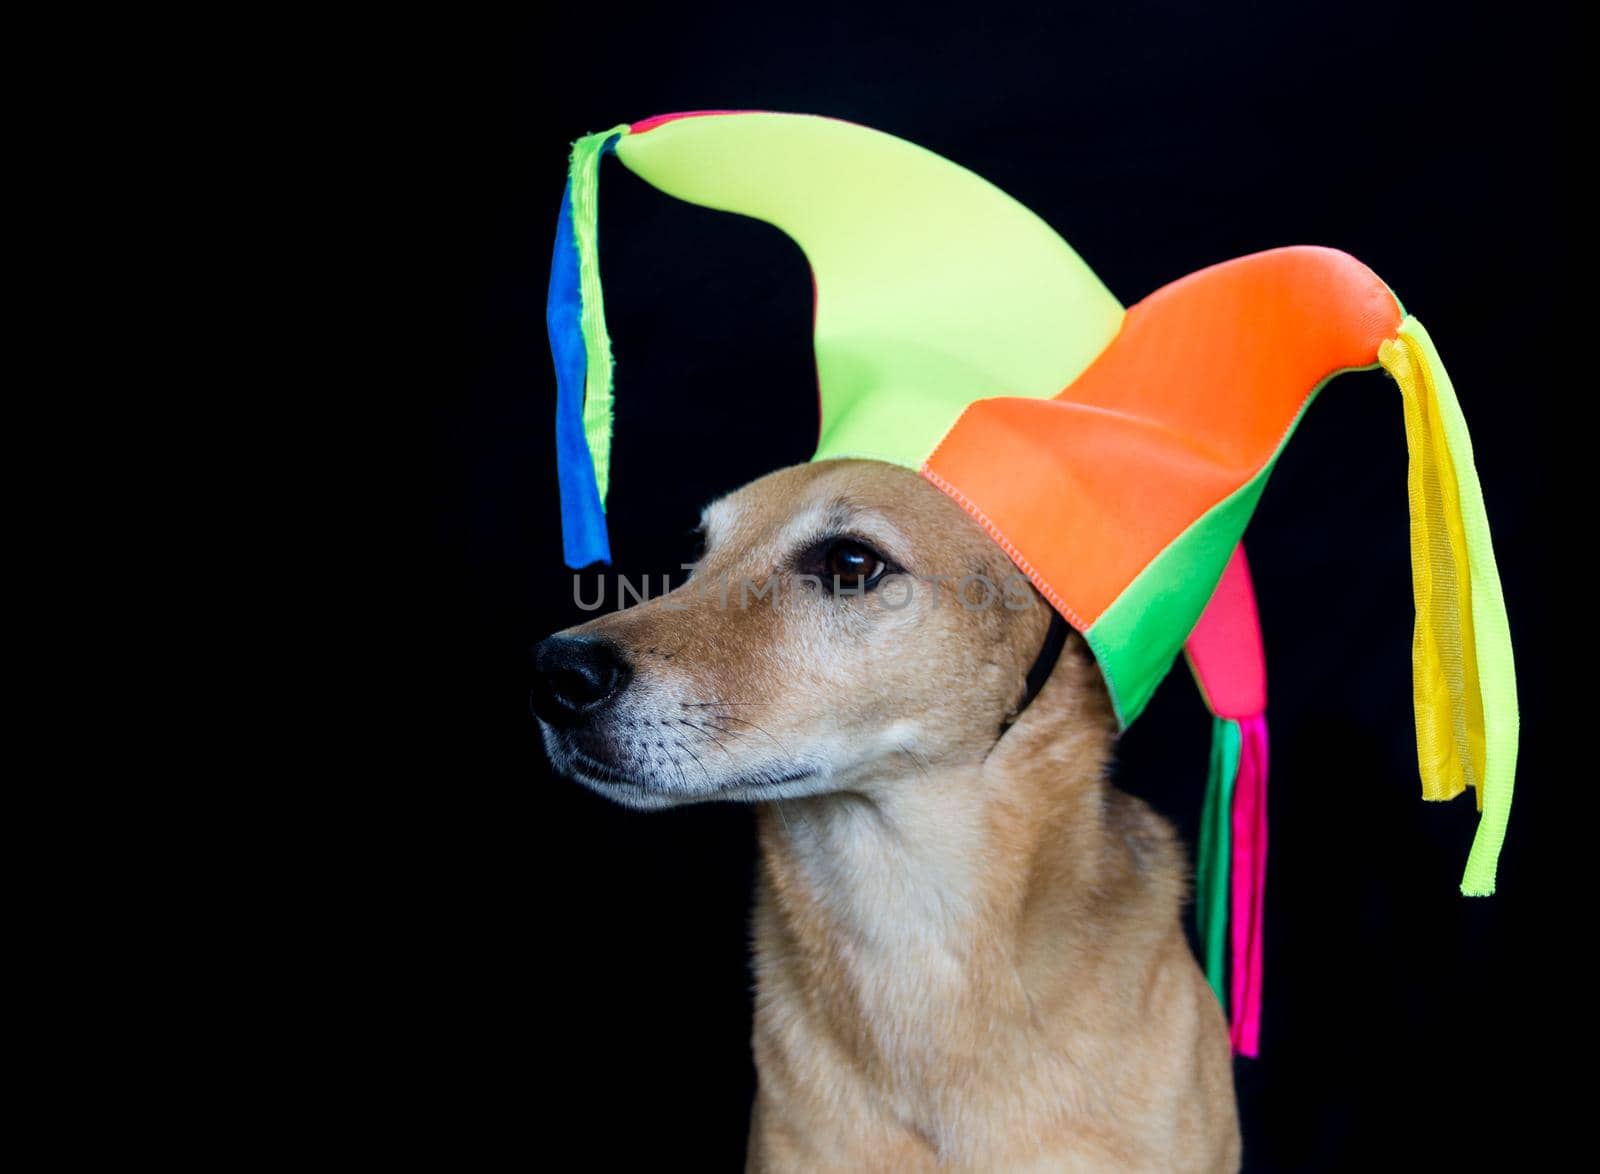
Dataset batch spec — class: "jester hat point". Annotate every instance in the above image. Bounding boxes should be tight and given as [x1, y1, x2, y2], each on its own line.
[544, 110, 1519, 1055]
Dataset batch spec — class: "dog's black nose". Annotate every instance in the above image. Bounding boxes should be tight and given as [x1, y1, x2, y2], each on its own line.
[530, 636, 632, 725]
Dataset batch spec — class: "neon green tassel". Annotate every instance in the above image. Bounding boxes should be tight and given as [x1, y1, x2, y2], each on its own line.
[566, 124, 629, 504]
[1196, 715, 1241, 1009]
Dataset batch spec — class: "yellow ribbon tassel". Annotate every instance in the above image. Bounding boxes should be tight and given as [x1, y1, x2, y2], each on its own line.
[1379, 317, 1518, 896]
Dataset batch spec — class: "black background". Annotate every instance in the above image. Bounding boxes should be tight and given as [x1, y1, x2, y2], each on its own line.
[408, 4, 1567, 1168]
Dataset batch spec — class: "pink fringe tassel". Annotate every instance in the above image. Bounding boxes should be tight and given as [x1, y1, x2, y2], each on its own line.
[1229, 713, 1269, 1056]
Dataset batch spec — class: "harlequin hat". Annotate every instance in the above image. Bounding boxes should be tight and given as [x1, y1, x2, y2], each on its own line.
[544, 110, 1518, 1055]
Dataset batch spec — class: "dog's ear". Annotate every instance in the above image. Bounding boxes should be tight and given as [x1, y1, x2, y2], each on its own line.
[987, 634, 1115, 775]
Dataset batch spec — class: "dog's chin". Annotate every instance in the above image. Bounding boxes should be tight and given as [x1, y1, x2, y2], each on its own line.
[550, 740, 682, 810]
[541, 726, 828, 810]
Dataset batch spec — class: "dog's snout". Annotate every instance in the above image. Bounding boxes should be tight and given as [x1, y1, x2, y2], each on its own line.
[530, 636, 632, 725]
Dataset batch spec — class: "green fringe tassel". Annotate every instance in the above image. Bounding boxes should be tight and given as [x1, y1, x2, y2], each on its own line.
[1197, 715, 1242, 1011]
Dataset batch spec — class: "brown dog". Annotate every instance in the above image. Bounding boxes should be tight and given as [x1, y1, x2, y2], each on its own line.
[533, 458, 1240, 1172]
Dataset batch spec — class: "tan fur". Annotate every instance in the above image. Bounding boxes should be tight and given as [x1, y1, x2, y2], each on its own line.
[539, 459, 1240, 1171]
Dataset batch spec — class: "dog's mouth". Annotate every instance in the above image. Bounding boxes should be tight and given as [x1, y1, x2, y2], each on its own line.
[567, 746, 653, 790]
[554, 739, 819, 804]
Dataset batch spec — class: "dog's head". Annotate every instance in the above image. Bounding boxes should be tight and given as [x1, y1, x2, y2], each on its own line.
[533, 458, 1107, 808]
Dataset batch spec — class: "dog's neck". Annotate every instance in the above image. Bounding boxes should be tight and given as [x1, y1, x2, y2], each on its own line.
[754, 753, 1105, 1079]
[755, 759, 1102, 1039]
[750, 647, 1183, 1133]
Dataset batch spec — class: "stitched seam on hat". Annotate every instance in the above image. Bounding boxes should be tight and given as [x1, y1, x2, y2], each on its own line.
[918, 464, 1090, 632]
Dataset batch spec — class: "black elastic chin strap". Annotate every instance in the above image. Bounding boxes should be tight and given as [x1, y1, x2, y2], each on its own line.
[1011, 608, 1071, 722]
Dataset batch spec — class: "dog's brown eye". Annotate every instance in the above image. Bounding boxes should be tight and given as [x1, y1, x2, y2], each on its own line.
[824, 540, 886, 591]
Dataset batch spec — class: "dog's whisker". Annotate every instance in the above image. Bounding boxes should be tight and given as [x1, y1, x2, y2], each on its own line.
[696, 716, 746, 741]
[718, 714, 793, 756]
[677, 739, 713, 783]
[680, 719, 736, 757]
[664, 752, 693, 793]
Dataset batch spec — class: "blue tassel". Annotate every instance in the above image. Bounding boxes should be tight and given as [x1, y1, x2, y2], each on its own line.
[547, 177, 612, 568]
